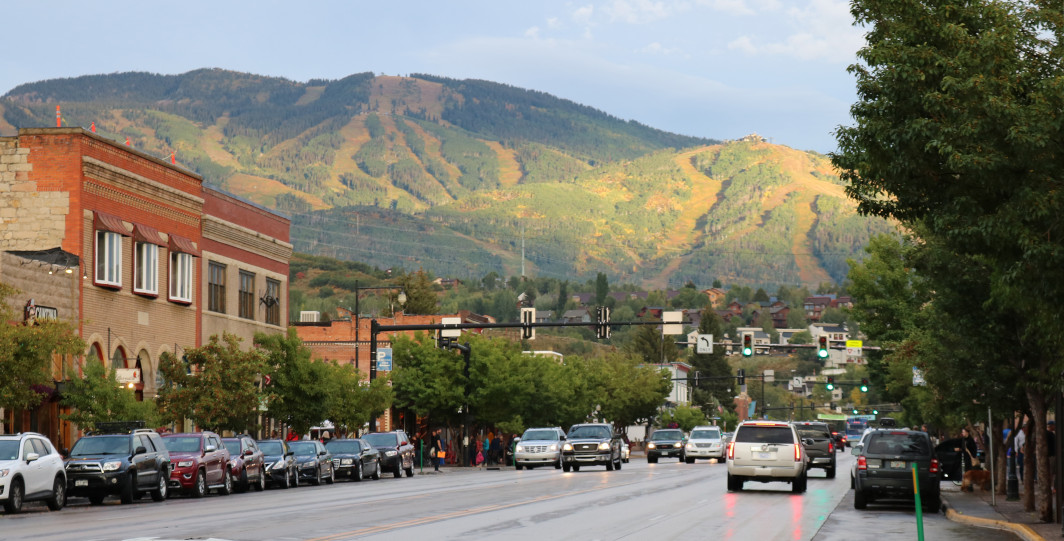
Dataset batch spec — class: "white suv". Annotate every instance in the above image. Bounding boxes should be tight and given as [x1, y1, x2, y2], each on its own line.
[0, 432, 67, 513]
[726, 421, 808, 493]
[685, 425, 725, 462]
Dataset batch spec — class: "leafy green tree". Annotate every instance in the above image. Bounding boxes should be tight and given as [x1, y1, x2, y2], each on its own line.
[255, 329, 332, 435]
[595, 272, 609, 305]
[0, 283, 85, 413]
[391, 333, 466, 427]
[688, 309, 734, 415]
[157, 333, 267, 433]
[60, 361, 160, 432]
[556, 280, 569, 314]
[595, 353, 671, 428]
[624, 322, 679, 365]
[657, 405, 708, 431]
[395, 269, 437, 315]
[786, 308, 807, 329]
[752, 288, 770, 302]
[324, 362, 392, 435]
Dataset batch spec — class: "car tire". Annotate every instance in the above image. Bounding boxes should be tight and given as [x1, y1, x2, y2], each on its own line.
[237, 468, 249, 493]
[405, 464, 414, 478]
[393, 464, 403, 478]
[854, 487, 868, 509]
[515, 463, 523, 470]
[88, 494, 106, 505]
[354, 462, 364, 482]
[685, 457, 695, 464]
[120, 472, 136, 504]
[280, 467, 291, 489]
[792, 473, 807, 494]
[555, 458, 562, 469]
[3, 478, 24, 513]
[327, 465, 336, 484]
[192, 469, 207, 498]
[313, 465, 323, 486]
[46, 475, 66, 511]
[826, 465, 836, 479]
[219, 471, 233, 495]
[606, 458, 615, 471]
[372, 461, 382, 480]
[562, 463, 571, 473]
[727, 473, 743, 492]
[614, 456, 622, 470]
[292, 467, 300, 487]
[254, 470, 266, 492]
[850, 474, 854, 489]
[647, 456, 657, 464]
[572, 465, 580, 472]
[150, 470, 169, 501]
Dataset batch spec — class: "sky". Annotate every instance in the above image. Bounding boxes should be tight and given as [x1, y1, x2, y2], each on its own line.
[0, 0, 866, 153]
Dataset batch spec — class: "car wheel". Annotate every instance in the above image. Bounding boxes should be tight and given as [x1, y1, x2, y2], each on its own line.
[313, 465, 323, 486]
[254, 469, 266, 492]
[515, 463, 523, 470]
[648, 456, 657, 464]
[826, 465, 836, 479]
[372, 461, 382, 480]
[279, 467, 290, 489]
[150, 470, 169, 501]
[562, 463, 571, 473]
[924, 492, 941, 513]
[354, 462, 364, 482]
[3, 479, 24, 513]
[120, 472, 136, 504]
[192, 469, 207, 498]
[555, 458, 562, 470]
[854, 487, 868, 509]
[326, 465, 336, 484]
[219, 471, 233, 495]
[292, 467, 300, 487]
[572, 465, 580, 472]
[46, 475, 66, 511]
[393, 463, 403, 478]
[614, 456, 622, 470]
[88, 494, 106, 505]
[792, 473, 807, 494]
[685, 457, 695, 464]
[237, 468, 249, 493]
[727, 473, 743, 492]
[405, 464, 414, 477]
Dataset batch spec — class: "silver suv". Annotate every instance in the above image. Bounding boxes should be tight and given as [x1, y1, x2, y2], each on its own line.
[726, 420, 808, 493]
[685, 425, 725, 462]
[514, 427, 566, 470]
[0, 432, 67, 513]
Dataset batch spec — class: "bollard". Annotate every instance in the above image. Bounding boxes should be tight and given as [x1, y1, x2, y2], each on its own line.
[913, 462, 925, 541]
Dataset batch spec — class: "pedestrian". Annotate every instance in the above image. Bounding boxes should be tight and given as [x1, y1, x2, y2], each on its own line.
[432, 429, 444, 472]
[481, 433, 491, 466]
[1015, 423, 1027, 481]
[959, 427, 979, 473]
[490, 433, 502, 465]
[321, 430, 331, 444]
[286, 429, 298, 442]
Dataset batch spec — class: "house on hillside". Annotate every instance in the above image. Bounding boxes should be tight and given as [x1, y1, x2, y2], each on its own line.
[562, 308, 591, 323]
[803, 296, 834, 321]
[770, 305, 790, 329]
[702, 288, 727, 307]
[535, 310, 553, 323]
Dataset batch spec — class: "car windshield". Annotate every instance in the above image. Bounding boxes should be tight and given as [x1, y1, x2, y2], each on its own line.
[70, 436, 130, 456]
[522, 430, 559, 441]
[798, 429, 830, 439]
[288, 441, 318, 456]
[735, 426, 794, 444]
[363, 433, 398, 448]
[258, 441, 284, 455]
[568, 426, 611, 439]
[866, 433, 930, 456]
[691, 429, 720, 440]
[651, 430, 684, 441]
[223, 440, 241, 456]
[325, 441, 362, 454]
[163, 437, 202, 453]
[0, 441, 19, 460]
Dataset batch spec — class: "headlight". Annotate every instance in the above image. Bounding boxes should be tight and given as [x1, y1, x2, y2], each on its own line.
[686, 443, 695, 449]
[341, 458, 354, 465]
[674, 442, 683, 448]
[0, 468, 9, 478]
[562, 443, 573, 451]
[385, 450, 397, 457]
[103, 461, 122, 472]
[176, 460, 194, 468]
[647, 443, 656, 449]
[515, 445, 525, 452]
[271, 460, 286, 470]
[598, 442, 610, 451]
[301, 461, 316, 467]
[549, 444, 558, 451]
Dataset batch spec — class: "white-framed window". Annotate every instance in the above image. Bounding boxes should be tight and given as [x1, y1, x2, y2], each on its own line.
[95, 230, 122, 287]
[169, 252, 193, 303]
[134, 241, 159, 295]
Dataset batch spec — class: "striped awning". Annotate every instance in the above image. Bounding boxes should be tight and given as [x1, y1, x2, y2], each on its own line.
[168, 234, 200, 257]
[93, 211, 129, 236]
[133, 223, 166, 246]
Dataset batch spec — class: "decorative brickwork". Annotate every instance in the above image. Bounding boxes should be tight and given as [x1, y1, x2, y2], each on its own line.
[0, 138, 69, 253]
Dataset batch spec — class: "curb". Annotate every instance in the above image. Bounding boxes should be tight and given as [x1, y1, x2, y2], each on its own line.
[942, 500, 1045, 541]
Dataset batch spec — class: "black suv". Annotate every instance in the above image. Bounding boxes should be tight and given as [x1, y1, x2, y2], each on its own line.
[793, 421, 837, 478]
[363, 430, 415, 478]
[561, 423, 623, 472]
[852, 429, 940, 511]
[64, 422, 171, 505]
[646, 428, 686, 463]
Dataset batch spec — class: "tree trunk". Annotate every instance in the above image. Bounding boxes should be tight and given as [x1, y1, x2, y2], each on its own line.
[1024, 415, 1036, 511]
[996, 417, 1011, 495]
[1027, 386, 1052, 522]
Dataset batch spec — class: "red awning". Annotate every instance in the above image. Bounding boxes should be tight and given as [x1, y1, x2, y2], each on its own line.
[93, 211, 129, 236]
[168, 234, 201, 257]
[133, 223, 166, 246]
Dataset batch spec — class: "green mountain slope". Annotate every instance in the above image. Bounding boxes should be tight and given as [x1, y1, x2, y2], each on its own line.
[1, 69, 893, 287]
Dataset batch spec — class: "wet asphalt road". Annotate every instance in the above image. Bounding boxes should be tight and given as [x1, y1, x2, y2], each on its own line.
[0, 453, 1015, 540]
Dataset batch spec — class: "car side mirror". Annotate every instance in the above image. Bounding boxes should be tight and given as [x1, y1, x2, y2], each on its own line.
[285, 451, 294, 458]
[25, 452, 40, 463]
[135, 446, 147, 455]
[803, 438, 814, 446]
[61, 448, 69, 457]
[851, 445, 863, 456]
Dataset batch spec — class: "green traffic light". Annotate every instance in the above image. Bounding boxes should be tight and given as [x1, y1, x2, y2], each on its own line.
[860, 385, 868, 392]
[817, 349, 828, 359]
[742, 347, 752, 356]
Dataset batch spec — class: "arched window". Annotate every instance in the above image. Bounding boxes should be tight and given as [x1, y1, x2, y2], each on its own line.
[111, 346, 127, 369]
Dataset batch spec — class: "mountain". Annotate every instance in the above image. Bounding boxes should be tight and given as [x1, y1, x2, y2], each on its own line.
[0, 69, 894, 287]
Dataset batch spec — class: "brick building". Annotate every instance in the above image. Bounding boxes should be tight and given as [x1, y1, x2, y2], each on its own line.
[0, 128, 290, 443]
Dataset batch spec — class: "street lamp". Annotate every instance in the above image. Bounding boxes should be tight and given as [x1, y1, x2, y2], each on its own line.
[355, 281, 406, 433]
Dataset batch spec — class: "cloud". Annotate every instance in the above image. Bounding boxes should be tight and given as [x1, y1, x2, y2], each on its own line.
[641, 42, 680, 55]
[720, 0, 861, 63]
[726, 36, 757, 55]
[602, 0, 673, 24]
[525, 26, 541, 39]
[572, 4, 594, 24]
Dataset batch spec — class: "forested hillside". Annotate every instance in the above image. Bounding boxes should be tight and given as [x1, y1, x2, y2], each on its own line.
[1, 69, 894, 287]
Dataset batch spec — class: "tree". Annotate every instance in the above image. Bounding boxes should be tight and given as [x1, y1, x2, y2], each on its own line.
[595, 272, 609, 305]
[752, 288, 770, 302]
[324, 362, 392, 435]
[657, 405, 708, 431]
[60, 361, 160, 432]
[391, 333, 466, 427]
[688, 309, 733, 414]
[255, 329, 332, 436]
[595, 353, 671, 428]
[0, 283, 84, 413]
[624, 321, 679, 365]
[556, 280, 569, 314]
[395, 269, 437, 315]
[157, 333, 267, 433]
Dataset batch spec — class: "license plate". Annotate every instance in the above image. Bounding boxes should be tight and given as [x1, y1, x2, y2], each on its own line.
[757, 452, 773, 460]
[75, 479, 88, 487]
[890, 460, 906, 469]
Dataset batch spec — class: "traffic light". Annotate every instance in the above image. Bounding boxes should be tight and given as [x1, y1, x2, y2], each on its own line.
[737, 368, 745, 386]
[742, 333, 753, 357]
[595, 306, 611, 339]
[817, 336, 828, 359]
[852, 407, 859, 415]
[860, 378, 869, 393]
[826, 376, 835, 391]
[872, 408, 879, 415]
[521, 307, 535, 340]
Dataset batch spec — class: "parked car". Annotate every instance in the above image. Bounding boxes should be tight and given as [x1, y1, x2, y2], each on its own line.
[647, 428, 687, 463]
[162, 431, 232, 497]
[793, 421, 837, 478]
[325, 438, 381, 482]
[363, 430, 415, 478]
[288, 440, 334, 485]
[0, 432, 67, 513]
[561, 423, 622, 472]
[222, 435, 266, 492]
[257, 439, 298, 489]
[622, 442, 631, 463]
[64, 423, 171, 505]
[514, 427, 566, 470]
[852, 429, 940, 511]
[685, 425, 725, 463]
[726, 420, 808, 493]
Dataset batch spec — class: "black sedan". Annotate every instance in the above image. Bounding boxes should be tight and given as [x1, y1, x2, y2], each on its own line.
[256, 439, 298, 489]
[288, 440, 335, 485]
[325, 439, 382, 482]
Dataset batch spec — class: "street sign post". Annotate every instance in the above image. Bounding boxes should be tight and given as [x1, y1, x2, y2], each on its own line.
[696, 334, 713, 354]
[846, 340, 863, 357]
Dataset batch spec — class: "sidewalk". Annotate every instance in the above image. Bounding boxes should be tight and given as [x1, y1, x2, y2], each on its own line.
[942, 481, 1058, 540]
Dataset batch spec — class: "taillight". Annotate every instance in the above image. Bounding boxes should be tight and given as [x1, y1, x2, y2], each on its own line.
[727, 441, 734, 460]
[828, 442, 834, 453]
[929, 458, 939, 474]
[857, 456, 867, 470]
[794, 443, 802, 462]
